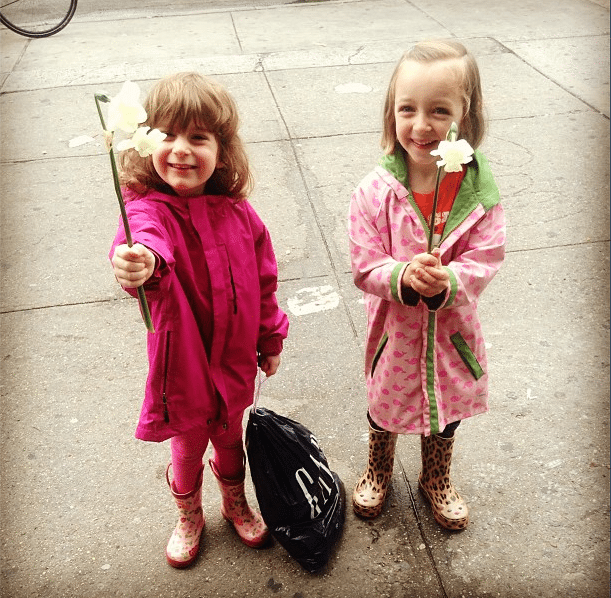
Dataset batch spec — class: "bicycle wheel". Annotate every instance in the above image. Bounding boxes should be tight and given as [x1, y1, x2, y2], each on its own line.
[0, 0, 78, 38]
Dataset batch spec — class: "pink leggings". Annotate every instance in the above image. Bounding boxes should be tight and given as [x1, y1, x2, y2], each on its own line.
[170, 417, 244, 494]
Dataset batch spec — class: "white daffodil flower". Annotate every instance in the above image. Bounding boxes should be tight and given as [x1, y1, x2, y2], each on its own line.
[116, 126, 166, 157]
[426, 122, 474, 253]
[93, 83, 156, 332]
[430, 138, 474, 173]
[106, 81, 147, 134]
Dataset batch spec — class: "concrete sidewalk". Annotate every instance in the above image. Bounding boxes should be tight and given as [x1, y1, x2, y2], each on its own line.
[1, 1, 609, 597]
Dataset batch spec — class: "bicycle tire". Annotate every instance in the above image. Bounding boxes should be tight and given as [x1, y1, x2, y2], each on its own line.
[0, 0, 78, 38]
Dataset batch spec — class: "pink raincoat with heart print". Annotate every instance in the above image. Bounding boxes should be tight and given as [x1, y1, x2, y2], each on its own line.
[348, 150, 506, 436]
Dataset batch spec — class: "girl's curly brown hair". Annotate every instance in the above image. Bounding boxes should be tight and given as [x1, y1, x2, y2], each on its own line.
[119, 72, 253, 200]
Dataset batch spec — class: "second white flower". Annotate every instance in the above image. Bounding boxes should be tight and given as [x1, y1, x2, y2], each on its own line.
[117, 126, 167, 157]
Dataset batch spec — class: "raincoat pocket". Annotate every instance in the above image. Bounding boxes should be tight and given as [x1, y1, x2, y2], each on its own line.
[450, 331, 484, 380]
[370, 332, 389, 377]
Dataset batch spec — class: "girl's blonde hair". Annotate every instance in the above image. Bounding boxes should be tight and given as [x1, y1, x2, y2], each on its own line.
[381, 40, 486, 154]
[119, 72, 253, 199]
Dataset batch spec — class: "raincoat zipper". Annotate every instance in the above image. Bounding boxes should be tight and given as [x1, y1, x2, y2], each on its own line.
[161, 331, 171, 423]
[227, 261, 237, 314]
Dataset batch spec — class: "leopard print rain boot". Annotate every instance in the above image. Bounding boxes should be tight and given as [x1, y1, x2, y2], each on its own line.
[418, 433, 469, 530]
[208, 458, 270, 548]
[165, 464, 205, 568]
[352, 415, 398, 518]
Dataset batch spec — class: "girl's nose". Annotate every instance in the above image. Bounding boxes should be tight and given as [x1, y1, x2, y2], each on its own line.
[413, 113, 431, 132]
[172, 135, 191, 155]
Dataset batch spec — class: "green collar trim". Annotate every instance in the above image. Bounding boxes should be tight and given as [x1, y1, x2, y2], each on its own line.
[378, 148, 500, 244]
[379, 151, 409, 189]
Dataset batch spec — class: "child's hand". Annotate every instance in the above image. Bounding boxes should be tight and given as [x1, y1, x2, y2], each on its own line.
[402, 249, 450, 298]
[112, 243, 156, 288]
[259, 354, 281, 378]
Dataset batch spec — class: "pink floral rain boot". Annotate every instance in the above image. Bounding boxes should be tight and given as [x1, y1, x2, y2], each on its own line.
[208, 459, 269, 548]
[165, 464, 205, 568]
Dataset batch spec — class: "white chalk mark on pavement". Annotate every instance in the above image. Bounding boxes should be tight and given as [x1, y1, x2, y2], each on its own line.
[68, 135, 96, 148]
[287, 285, 340, 316]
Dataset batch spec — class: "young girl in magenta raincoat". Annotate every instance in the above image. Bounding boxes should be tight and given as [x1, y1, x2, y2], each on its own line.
[110, 72, 289, 567]
[349, 41, 505, 530]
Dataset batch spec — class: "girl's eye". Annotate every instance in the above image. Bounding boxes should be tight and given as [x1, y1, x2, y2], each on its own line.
[433, 107, 450, 115]
[398, 105, 414, 113]
[194, 132, 214, 142]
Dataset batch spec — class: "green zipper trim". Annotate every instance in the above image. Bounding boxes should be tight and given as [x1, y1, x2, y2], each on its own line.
[426, 312, 440, 435]
[450, 332, 484, 380]
[410, 195, 431, 235]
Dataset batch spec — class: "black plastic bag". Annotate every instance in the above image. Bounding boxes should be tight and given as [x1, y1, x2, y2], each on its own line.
[245, 406, 344, 572]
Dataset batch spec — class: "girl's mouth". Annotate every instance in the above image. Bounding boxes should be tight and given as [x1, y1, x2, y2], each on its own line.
[412, 139, 438, 150]
[169, 163, 194, 170]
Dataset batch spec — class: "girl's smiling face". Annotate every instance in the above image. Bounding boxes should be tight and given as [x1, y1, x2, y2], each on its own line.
[152, 121, 222, 197]
[394, 59, 465, 177]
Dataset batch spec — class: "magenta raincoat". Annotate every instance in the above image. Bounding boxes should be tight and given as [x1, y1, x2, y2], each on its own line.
[110, 189, 289, 442]
[349, 150, 506, 436]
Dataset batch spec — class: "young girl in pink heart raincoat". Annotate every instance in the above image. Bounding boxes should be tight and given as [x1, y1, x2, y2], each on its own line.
[349, 40, 506, 530]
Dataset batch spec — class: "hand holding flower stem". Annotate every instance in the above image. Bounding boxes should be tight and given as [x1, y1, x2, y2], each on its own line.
[94, 82, 165, 333]
[427, 122, 474, 253]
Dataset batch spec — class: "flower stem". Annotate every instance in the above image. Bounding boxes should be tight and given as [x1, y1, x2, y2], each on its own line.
[427, 166, 443, 253]
[95, 94, 155, 333]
